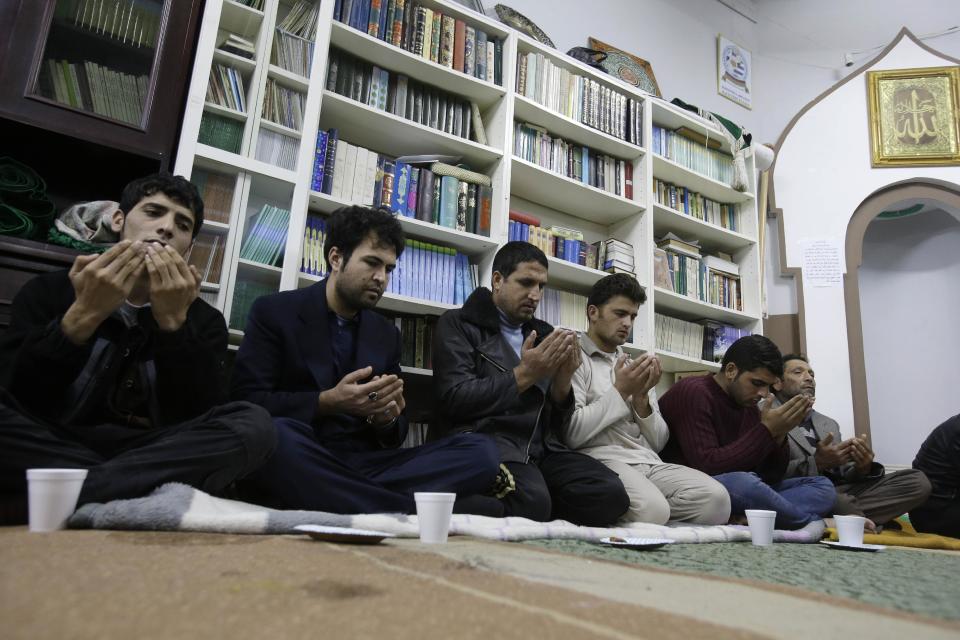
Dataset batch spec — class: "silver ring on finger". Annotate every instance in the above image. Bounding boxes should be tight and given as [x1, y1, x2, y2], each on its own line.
[368, 391, 378, 402]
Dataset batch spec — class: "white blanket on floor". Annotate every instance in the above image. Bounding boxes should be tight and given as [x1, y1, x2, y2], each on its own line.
[68, 483, 824, 543]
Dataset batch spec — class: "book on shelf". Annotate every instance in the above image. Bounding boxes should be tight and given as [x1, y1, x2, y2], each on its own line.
[56, 0, 160, 48]
[239, 204, 291, 267]
[191, 169, 234, 224]
[653, 178, 740, 232]
[674, 126, 722, 150]
[206, 64, 247, 112]
[513, 122, 633, 198]
[278, 0, 321, 37]
[199, 112, 243, 153]
[333, 0, 503, 86]
[658, 247, 742, 310]
[470, 102, 487, 145]
[655, 314, 747, 362]
[656, 232, 701, 258]
[535, 287, 588, 332]
[256, 129, 299, 170]
[39, 59, 146, 126]
[702, 254, 739, 277]
[653, 247, 673, 291]
[700, 320, 749, 362]
[262, 77, 305, 131]
[391, 315, 436, 369]
[386, 239, 477, 305]
[229, 279, 276, 331]
[652, 125, 733, 184]
[327, 48, 477, 141]
[301, 215, 328, 277]
[516, 51, 643, 146]
[219, 34, 256, 60]
[187, 233, 225, 285]
[273, 28, 315, 77]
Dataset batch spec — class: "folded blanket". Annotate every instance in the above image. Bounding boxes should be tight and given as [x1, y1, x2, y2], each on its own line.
[69, 483, 824, 544]
[825, 518, 960, 550]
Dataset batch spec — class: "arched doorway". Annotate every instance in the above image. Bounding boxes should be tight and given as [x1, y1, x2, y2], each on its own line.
[844, 180, 960, 463]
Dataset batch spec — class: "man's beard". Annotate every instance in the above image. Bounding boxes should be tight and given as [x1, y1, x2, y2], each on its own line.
[336, 277, 380, 311]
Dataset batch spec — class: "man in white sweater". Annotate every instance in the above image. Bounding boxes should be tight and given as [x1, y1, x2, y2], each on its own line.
[563, 274, 730, 525]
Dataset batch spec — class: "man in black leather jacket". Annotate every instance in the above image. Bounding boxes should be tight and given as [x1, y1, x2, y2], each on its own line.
[432, 241, 629, 525]
[0, 174, 275, 520]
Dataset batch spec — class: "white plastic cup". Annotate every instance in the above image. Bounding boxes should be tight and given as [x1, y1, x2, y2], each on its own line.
[834, 515, 866, 546]
[27, 469, 88, 532]
[414, 492, 456, 544]
[744, 509, 776, 546]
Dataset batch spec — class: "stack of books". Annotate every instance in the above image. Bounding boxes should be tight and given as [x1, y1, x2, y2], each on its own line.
[334, 0, 504, 85]
[191, 170, 234, 224]
[387, 239, 477, 305]
[219, 34, 256, 60]
[514, 122, 633, 198]
[702, 252, 741, 310]
[310, 131, 493, 237]
[206, 64, 247, 112]
[653, 178, 739, 231]
[597, 238, 635, 275]
[651, 126, 733, 184]
[327, 49, 478, 141]
[655, 234, 742, 310]
[40, 59, 147, 125]
[239, 204, 291, 267]
[300, 215, 328, 277]
[187, 233, 226, 285]
[262, 78, 305, 131]
[535, 288, 588, 332]
[656, 233, 703, 299]
[516, 52, 643, 146]
[199, 112, 243, 153]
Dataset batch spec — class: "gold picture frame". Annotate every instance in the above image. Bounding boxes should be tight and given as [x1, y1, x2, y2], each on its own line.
[867, 66, 960, 167]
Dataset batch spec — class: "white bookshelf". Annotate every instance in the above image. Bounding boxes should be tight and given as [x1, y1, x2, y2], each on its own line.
[174, 0, 762, 381]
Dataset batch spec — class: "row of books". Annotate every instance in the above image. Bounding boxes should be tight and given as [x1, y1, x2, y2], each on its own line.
[41, 59, 146, 126]
[652, 126, 733, 184]
[229, 279, 275, 330]
[277, 1, 321, 38]
[301, 215, 328, 277]
[199, 113, 243, 153]
[58, 0, 160, 49]
[187, 233, 226, 285]
[387, 239, 478, 305]
[514, 122, 634, 198]
[262, 78, 305, 131]
[327, 49, 477, 141]
[653, 178, 740, 232]
[516, 52, 644, 146]
[334, 0, 504, 86]
[535, 288, 588, 333]
[239, 204, 291, 267]
[256, 129, 299, 170]
[272, 28, 315, 77]
[206, 64, 247, 113]
[394, 316, 435, 370]
[655, 313, 748, 363]
[655, 247, 742, 310]
[508, 212, 636, 274]
[191, 170, 234, 224]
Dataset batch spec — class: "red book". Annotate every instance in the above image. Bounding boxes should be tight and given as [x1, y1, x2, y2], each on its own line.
[509, 210, 541, 226]
[453, 20, 466, 72]
[624, 161, 634, 200]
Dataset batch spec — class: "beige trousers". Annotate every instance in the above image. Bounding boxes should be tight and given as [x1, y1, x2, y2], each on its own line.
[603, 460, 731, 526]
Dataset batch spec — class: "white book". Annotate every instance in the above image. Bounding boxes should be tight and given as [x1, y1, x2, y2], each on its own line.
[362, 151, 378, 206]
[486, 41, 494, 83]
[331, 140, 350, 199]
[351, 147, 369, 205]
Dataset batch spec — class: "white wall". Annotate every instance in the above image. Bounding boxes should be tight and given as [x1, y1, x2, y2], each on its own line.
[773, 36, 960, 440]
[859, 209, 960, 465]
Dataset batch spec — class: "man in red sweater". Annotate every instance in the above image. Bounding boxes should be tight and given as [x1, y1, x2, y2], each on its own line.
[659, 335, 835, 529]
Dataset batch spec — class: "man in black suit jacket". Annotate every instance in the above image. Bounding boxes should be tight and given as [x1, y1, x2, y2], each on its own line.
[231, 205, 499, 513]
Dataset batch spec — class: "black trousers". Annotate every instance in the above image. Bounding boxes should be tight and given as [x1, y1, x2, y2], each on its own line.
[911, 497, 960, 538]
[0, 392, 276, 514]
[238, 417, 502, 514]
[459, 450, 630, 526]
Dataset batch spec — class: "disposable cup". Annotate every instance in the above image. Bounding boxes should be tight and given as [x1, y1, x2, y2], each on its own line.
[27, 469, 88, 533]
[414, 492, 456, 544]
[744, 509, 776, 546]
[834, 514, 866, 546]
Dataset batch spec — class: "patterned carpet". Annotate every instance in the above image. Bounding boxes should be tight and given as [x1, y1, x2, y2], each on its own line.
[527, 539, 960, 621]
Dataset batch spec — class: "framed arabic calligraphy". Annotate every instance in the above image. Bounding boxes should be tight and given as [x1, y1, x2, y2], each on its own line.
[867, 66, 960, 167]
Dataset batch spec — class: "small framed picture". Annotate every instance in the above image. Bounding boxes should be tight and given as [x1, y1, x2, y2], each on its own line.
[867, 66, 960, 167]
[717, 35, 751, 109]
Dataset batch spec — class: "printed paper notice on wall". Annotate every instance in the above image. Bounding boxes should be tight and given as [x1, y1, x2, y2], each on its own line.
[801, 239, 843, 288]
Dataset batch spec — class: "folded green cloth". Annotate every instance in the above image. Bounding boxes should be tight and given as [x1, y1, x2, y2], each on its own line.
[0, 157, 55, 239]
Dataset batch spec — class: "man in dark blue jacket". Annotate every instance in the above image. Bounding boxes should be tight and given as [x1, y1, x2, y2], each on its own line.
[0, 174, 275, 520]
[231, 206, 499, 513]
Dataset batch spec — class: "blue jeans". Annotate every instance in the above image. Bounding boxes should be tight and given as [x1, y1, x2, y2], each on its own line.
[713, 472, 836, 529]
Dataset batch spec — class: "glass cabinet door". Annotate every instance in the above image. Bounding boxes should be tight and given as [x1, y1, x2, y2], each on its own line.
[30, 0, 167, 127]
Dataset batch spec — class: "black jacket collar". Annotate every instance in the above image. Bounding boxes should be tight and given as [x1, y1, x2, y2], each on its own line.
[461, 287, 554, 336]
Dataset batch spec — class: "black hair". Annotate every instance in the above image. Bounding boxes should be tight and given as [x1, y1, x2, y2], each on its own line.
[492, 241, 547, 279]
[118, 173, 205, 238]
[721, 335, 784, 377]
[587, 273, 646, 308]
[781, 353, 808, 368]
[324, 205, 405, 267]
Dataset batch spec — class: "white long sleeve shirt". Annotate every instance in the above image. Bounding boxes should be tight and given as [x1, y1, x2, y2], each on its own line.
[563, 332, 669, 465]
